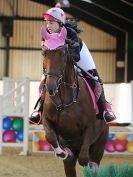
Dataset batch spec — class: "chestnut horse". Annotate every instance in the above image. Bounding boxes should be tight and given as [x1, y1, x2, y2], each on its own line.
[41, 27, 109, 177]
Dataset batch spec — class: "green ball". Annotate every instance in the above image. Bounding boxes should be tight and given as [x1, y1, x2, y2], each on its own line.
[12, 117, 23, 131]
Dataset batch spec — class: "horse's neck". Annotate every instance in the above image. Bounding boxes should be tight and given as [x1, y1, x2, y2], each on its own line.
[60, 66, 77, 102]
[65, 59, 75, 82]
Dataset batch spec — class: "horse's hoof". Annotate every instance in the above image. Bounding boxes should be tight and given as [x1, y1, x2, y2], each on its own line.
[88, 161, 98, 171]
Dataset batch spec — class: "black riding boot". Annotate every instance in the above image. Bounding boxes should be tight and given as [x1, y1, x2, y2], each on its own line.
[97, 89, 116, 123]
[29, 97, 44, 124]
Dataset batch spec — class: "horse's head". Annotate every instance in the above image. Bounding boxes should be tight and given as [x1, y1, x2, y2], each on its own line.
[42, 45, 69, 96]
[40, 26, 70, 96]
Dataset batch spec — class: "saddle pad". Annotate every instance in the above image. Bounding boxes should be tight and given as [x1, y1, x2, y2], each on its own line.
[82, 77, 99, 115]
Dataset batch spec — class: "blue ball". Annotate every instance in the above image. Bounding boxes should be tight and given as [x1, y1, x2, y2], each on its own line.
[127, 134, 133, 141]
[16, 130, 23, 141]
[108, 133, 116, 141]
[3, 117, 12, 130]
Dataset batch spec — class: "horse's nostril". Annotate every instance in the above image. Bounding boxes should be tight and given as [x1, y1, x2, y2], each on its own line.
[45, 82, 58, 96]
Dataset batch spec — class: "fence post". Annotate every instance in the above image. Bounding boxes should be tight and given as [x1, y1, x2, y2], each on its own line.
[0, 78, 30, 155]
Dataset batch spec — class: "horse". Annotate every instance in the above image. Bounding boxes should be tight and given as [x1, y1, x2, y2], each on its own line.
[40, 26, 109, 177]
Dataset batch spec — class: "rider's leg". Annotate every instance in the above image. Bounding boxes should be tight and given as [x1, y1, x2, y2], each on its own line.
[85, 69, 116, 123]
[97, 88, 116, 123]
[29, 98, 44, 124]
[78, 42, 116, 123]
[29, 77, 45, 124]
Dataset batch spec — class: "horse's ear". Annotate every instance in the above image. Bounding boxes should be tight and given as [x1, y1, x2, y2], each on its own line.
[40, 26, 50, 40]
[58, 26, 67, 41]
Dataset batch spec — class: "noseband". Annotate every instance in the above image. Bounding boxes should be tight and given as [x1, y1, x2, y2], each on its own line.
[44, 71, 64, 95]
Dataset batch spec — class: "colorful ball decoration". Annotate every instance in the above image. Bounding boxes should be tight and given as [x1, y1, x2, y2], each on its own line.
[3, 130, 16, 142]
[105, 132, 133, 154]
[38, 140, 52, 151]
[2, 116, 24, 143]
[108, 133, 116, 141]
[115, 133, 128, 140]
[16, 130, 23, 141]
[3, 116, 12, 130]
[37, 132, 46, 141]
[127, 134, 133, 141]
[33, 131, 53, 152]
[12, 117, 23, 131]
[113, 139, 128, 152]
[105, 141, 115, 153]
[126, 142, 133, 153]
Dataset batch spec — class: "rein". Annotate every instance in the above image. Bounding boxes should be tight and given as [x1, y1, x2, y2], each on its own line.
[50, 81, 79, 111]
[74, 61, 99, 82]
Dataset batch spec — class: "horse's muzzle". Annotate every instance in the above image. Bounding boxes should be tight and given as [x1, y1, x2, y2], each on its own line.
[45, 79, 58, 96]
[44, 72, 63, 96]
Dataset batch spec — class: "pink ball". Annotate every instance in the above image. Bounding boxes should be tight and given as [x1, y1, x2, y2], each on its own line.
[105, 141, 115, 152]
[114, 139, 128, 152]
[38, 140, 51, 151]
[3, 130, 16, 142]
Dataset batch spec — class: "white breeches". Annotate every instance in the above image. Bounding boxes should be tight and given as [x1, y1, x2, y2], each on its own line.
[77, 42, 96, 72]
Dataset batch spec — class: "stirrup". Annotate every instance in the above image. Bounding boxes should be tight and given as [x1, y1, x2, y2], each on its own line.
[29, 111, 42, 125]
[103, 111, 116, 124]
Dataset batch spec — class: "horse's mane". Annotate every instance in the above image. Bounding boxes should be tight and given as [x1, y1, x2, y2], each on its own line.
[65, 41, 76, 74]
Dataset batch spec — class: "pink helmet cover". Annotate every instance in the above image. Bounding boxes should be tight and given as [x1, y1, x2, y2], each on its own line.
[40, 26, 67, 50]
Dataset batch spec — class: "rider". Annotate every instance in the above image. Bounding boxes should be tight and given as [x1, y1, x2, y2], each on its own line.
[29, 6, 116, 124]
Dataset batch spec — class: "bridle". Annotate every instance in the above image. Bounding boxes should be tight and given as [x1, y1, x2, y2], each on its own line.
[44, 71, 64, 95]
[43, 45, 79, 111]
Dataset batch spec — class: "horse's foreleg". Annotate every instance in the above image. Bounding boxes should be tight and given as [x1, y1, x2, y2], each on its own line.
[63, 157, 77, 177]
[78, 126, 94, 166]
[43, 119, 68, 158]
[43, 119, 58, 147]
